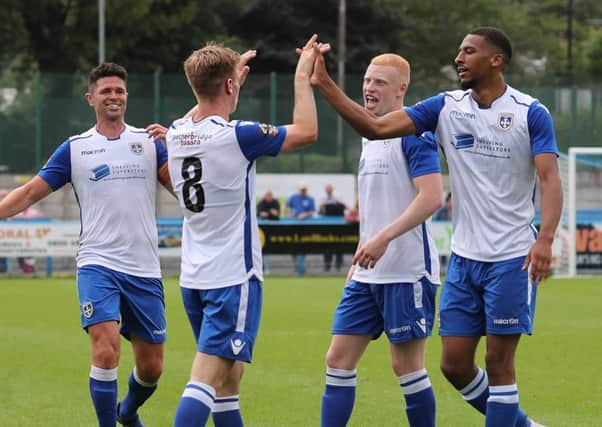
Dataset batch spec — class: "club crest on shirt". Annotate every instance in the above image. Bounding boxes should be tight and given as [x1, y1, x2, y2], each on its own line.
[129, 142, 144, 155]
[258, 123, 278, 137]
[498, 113, 514, 130]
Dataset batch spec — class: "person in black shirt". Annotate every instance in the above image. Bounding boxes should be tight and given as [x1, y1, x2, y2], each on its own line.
[257, 190, 281, 220]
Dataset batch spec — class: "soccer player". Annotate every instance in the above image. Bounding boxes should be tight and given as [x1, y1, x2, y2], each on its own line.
[0, 63, 172, 427]
[310, 27, 562, 427]
[320, 53, 442, 427]
[166, 35, 325, 427]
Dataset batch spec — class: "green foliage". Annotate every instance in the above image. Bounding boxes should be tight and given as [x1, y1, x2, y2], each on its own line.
[0, 276, 601, 425]
[3, 0, 602, 81]
[585, 30, 602, 75]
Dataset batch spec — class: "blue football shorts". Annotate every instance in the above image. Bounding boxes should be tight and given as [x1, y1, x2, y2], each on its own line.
[180, 276, 262, 363]
[331, 278, 438, 344]
[76, 264, 166, 343]
[439, 252, 538, 337]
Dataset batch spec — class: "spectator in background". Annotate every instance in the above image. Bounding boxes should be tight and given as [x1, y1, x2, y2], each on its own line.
[434, 192, 452, 221]
[257, 190, 280, 274]
[286, 182, 316, 275]
[286, 181, 315, 219]
[257, 189, 281, 220]
[319, 183, 346, 272]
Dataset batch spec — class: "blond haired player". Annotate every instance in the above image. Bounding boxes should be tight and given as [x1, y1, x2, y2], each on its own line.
[167, 35, 326, 427]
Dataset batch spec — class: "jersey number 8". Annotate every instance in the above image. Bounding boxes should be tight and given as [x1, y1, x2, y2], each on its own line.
[181, 157, 205, 213]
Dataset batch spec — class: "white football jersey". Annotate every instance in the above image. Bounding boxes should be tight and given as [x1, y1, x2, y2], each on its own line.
[166, 116, 286, 290]
[352, 133, 441, 285]
[38, 124, 167, 277]
[406, 85, 559, 262]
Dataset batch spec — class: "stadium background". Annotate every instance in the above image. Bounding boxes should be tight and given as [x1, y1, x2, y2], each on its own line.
[0, 72, 601, 174]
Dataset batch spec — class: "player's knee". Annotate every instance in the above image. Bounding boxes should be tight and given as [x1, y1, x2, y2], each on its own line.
[325, 348, 353, 370]
[136, 360, 163, 383]
[92, 344, 120, 368]
[440, 357, 472, 387]
[484, 350, 514, 381]
[391, 358, 406, 377]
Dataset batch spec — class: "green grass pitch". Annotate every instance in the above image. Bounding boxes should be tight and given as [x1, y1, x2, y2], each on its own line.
[1, 276, 601, 426]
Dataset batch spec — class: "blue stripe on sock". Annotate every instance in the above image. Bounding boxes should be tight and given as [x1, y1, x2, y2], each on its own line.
[463, 373, 486, 397]
[326, 373, 357, 380]
[400, 374, 428, 387]
[186, 383, 215, 400]
[214, 397, 239, 403]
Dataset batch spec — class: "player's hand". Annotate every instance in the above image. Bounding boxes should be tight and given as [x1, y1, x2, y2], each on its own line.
[239, 49, 257, 89]
[522, 238, 553, 283]
[295, 39, 331, 56]
[352, 234, 389, 269]
[295, 35, 331, 77]
[310, 46, 331, 87]
[146, 123, 167, 143]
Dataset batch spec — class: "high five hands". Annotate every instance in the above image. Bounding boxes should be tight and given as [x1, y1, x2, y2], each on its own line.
[295, 35, 331, 79]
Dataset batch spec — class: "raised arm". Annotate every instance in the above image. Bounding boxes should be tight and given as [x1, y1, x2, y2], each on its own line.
[522, 153, 562, 282]
[280, 35, 322, 153]
[310, 50, 416, 140]
[0, 176, 53, 219]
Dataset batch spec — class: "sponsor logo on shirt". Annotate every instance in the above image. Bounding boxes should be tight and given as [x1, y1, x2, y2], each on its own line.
[89, 164, 111, 181]
[474, 136, 511, 156]
[172, 131, 212, 146]
[452, 134, 475, 149]
[358, 158, 390, 176]
[450, 110, 476, 120]
[452, 134, 511, 158]
[258, 123, 279, 137]
[498, 113, 514, 130]
[80, 148, 106, 156]
[129, 142, 144, 155]
[89, 163, 147, 182]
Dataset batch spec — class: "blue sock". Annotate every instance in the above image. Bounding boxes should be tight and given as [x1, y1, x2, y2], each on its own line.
[212, 395, 243, 427]
[89, 366, 118, 427]
[460, 368, 531, 427]
[321, 367, 357, 427]
[460, 368, 490, 413]
[174, 381, 215, 427]
[486, 384, 519, 427]
[399, 369, 436, 427]
[118, 367, 158, 420]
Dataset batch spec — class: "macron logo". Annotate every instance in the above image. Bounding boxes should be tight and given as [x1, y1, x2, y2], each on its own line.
[230, 338, 246, 356]
[493, 318, 519, 325]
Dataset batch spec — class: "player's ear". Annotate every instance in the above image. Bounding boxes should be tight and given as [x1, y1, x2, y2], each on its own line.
[490, 53, 505, 68]
[225, 78, 234, 95]
[85, 92, 94, 106]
